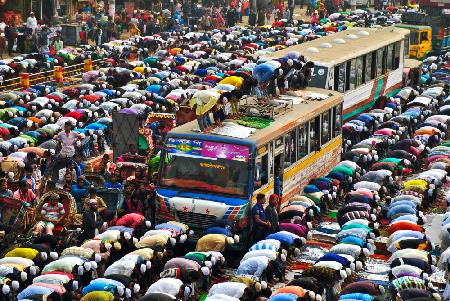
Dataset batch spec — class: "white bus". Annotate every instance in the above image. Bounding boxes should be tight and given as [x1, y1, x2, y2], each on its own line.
[269, 26, 410, 121]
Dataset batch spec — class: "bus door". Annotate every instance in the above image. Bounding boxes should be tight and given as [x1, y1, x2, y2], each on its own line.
[273, 136, 285, 199]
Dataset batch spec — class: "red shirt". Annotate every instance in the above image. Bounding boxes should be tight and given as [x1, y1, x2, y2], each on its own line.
[13, 189, 35, 204]
[81, 95, 102, 103]
[116, 213, 145, 229]
[388, 221, 423, 234]
[65, 111, 84, 121]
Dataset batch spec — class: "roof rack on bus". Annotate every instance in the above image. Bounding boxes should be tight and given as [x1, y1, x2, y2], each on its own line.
[239, 93, 330, 120]
[239, 95, 294, 119]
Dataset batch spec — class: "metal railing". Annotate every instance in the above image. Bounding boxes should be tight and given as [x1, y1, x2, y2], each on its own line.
[0, 59, 105, 92]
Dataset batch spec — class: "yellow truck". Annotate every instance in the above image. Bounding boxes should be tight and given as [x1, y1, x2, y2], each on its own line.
[395, 24, 432, 59]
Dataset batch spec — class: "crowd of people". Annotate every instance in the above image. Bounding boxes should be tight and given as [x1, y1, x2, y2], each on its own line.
[0, 0, 420, 59]
[0, 0, 447, 300]
[0, 52, 446, 300]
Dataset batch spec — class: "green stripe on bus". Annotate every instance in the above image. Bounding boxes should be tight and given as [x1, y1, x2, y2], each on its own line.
[343, 86, 401, 120]
[343, 101, 376, 120]
[373, 77, 385, 100]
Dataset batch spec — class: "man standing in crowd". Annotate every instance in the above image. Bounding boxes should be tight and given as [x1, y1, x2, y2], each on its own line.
[265, 194, 280, 234]
[56, 122, 82, 158]
[252, 193, 271, 242]
[4, 22, 16, 56]
[26, 12, 37, 34]
[82, 197, 100, 240]
[38, 26, 50, 53]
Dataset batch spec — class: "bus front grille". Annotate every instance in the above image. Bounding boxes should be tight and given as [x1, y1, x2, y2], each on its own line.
[176, 211, 217, 229]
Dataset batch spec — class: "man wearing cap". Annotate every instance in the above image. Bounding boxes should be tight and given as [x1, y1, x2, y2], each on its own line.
[265, 194, 279, 234]
[33, 194, 65, 235]
[252, 194, 271, 243]
[26, 12, 37, 34]
[82, 196, 100, 240]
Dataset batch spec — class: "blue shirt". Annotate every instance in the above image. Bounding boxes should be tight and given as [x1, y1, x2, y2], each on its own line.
[105, 182, 123, 189]
[82, 282, 116, 295]
[340, 236, 366, 248]
[340, 293, 373, 301]
[206, 227, 232, 237]
[236, 256, 269, 278]
[18, 286, 54, 299]
[316, 253, 350, 266]
[71, 183, 89, 203]
[387, 204, 417, 219]
[266, 232, 295, 245]
[252, 203, 267, 222]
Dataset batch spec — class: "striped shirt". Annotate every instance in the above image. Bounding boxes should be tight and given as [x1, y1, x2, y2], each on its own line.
[41, 202, 65, 221]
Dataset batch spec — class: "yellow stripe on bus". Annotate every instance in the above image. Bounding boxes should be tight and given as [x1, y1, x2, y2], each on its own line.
[253, 136, 342, 200]
[284, 136, 342, 180]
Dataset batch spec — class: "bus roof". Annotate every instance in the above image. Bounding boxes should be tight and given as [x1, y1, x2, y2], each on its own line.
[169, 88, 343, 146]
[268, 26, 409, 66]
[395, 24, 431, 31]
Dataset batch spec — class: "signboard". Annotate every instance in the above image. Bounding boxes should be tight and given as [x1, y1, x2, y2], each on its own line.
[167, 138, 203, 156]
[202, 141, 249, 162]
[167, 138, 249, 162]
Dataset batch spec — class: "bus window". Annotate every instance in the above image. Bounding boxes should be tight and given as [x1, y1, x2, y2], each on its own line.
[420, 31, 429, 42]
[334, 64, 345, 93]
[347, 59, 356, 90]
[322, 110, 331, 145]
[284, 130, 297, 167]
[298, 123, 308, 160]
[345, 62, 350, 91]
[365, 53, 373, 81]
[356, 56, 364, 86]
[387, 44, 394, 71]
[254, 154, 268, 189]
[376, 48, 383, 76]
[332, 105, 342, 138]
[394, 41, 401, 69]
[309, 116, 320, 152]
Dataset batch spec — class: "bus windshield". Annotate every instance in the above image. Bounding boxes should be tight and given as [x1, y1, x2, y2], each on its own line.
[160, 138, 250, 197]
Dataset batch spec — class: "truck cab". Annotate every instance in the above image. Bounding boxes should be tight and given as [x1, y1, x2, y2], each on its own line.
[396, 24, 432, 59]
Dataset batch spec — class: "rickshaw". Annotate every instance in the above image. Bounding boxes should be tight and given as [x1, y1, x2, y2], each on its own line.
[25, 190, 81, 246]
[116, 161, 148, 181]
[96, 188, 124, 218]
[43, 157, 82, 185]
[0, 157, 25, 191]
[0, 197, 27, 246]
[83, 172, 106, 188]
